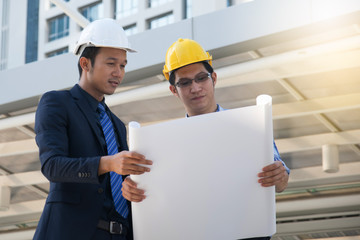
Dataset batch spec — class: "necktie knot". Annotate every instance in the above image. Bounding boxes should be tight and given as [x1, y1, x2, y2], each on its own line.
[97, 103, 106, 118]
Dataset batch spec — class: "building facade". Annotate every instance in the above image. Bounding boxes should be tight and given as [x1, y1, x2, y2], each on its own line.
[0, 0, 247, 71]
[0, 0, 360, 239]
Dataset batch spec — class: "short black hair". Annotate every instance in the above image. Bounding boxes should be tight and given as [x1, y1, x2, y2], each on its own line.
[77, 47, 101, 78]
[169, 61, 214, 85]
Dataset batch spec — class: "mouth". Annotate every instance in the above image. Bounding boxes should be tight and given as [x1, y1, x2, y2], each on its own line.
[108, 79, 120, 88]
[191, 95, 205, 101]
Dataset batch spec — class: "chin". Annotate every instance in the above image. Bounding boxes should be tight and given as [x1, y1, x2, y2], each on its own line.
[105, 88, 117, 95]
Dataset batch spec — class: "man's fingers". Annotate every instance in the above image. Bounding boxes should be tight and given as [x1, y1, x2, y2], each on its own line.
[262, 161, 282, 172]
[122, 178, 146, 202]
[124, 177, 137, 187]
[127, 158, 153, 166]
[258, 170, 286, 186]
[122, 190, 146, 202]
[258, 163, 284, 178]
[122, 163, 151, 174]
[112, 151, 153, 175]
[121, 151, 153, 165]
[122, 157, 153, 173]
[123, 184, 145, 196]
[122, 151, 146, 160]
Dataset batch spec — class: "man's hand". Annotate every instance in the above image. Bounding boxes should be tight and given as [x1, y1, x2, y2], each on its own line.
[258, 161, 289, 193]
[122, 176, 146, 202]
[98, 151, 152, 176]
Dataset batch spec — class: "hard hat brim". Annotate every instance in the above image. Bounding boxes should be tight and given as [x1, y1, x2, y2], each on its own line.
[74, 43, 137, 56]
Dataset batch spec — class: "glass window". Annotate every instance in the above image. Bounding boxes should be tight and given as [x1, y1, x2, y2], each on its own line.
[124, 24, 138, 36]
[50, 0, 70, 8]
[26, 0, 39, 63]
[1, 0, 9, 70]
[148, 12, 174, 29]
[0, 30, 8, 70]
[148, 0, 173, 8]
[80, 2, 104, 22]
[48, 15, 69, 41]
[185, 0, 192, 19]
[230, 0, 254, 6]
[46, 47, 69, 58]
[115, 0, 138, 19]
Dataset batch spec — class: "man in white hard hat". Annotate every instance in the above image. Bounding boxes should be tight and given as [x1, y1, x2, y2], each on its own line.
[122, 39, 289, 239]
[34, 18, 152, 240]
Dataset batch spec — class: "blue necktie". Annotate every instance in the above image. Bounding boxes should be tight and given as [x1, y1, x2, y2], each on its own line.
[98, 103, 129, 218]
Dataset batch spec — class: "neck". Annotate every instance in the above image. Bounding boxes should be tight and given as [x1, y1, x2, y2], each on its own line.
[187, 104, 218, 117]
[79, 78, 104, 102]
[78, 80, 104, 102]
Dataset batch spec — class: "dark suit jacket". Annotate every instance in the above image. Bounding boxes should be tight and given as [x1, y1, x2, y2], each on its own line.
[33, 84, 132, 239]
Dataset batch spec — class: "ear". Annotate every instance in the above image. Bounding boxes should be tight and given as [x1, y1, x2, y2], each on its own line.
[169, 85, 179, 97]
[79, 57, 90, 72]
[211, 71, 217, 86]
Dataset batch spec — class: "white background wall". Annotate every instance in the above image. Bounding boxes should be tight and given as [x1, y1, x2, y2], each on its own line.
[1, 0, 27, 70]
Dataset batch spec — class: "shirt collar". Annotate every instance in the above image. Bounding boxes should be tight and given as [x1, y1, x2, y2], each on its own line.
[186, 104, 223, 118]
[217, 104, 225, 112]
[76, 84, 104, 112]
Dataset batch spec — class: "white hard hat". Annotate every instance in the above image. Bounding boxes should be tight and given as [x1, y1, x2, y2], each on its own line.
[73, 18, 136, 55]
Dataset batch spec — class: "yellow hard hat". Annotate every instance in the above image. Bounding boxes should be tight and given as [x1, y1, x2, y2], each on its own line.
[163, 38, 212, 80]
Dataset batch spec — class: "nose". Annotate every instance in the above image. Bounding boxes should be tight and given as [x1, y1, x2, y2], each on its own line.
[112, 66, 124, 78]
[190, 81, 202, 93]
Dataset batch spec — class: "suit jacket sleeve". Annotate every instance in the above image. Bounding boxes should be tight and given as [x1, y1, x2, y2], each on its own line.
[35, 91, 101, 184]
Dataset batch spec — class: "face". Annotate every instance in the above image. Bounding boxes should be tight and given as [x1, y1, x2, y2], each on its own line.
[169, 63, 217, 116]
[79, 47, 127, 101]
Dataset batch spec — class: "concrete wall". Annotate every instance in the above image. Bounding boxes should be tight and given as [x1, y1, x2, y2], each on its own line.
[1, 0, 27, 70]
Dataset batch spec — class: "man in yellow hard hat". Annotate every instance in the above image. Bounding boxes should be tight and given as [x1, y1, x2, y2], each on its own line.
[122, 38, 289, 238]
[34, 18, 152, 240]
[163, 38, 289, 190]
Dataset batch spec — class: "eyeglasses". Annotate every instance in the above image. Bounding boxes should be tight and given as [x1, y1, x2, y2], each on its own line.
[174, 73, 212, 88]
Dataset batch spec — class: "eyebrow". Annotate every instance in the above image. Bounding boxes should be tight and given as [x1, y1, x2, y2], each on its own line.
[106, 57, 128, 64]
[178, 71, 207, 80]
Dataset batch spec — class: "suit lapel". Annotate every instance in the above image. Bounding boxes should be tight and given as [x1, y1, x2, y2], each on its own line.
[70, 85, 105, 153]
